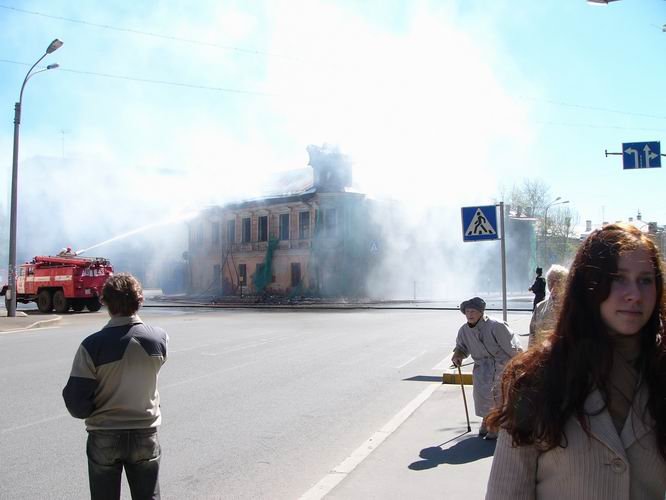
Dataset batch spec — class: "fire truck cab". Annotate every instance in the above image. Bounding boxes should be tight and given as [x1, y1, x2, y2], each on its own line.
[1, 255, 113, 313]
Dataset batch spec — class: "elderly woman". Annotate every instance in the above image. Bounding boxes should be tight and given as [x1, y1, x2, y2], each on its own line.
[451, 297, 523, 439]
[528, 264, 569, 349]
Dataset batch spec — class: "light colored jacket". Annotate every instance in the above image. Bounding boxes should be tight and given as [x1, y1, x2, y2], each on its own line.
[528, 298, 557, 348]
[486, 385, 666, 500]
[454, 316, 522, 417]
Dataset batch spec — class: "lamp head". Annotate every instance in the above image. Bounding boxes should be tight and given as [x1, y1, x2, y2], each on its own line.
[46, 39, 63, 54]
[46, 63, 59, 70]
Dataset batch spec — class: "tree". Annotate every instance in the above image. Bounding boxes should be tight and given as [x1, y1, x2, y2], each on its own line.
[544, 206, 579, 265]
[501, 179, 550, 218]
[500, 178, 579, 271]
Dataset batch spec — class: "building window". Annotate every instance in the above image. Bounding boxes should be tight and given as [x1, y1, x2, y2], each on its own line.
[196, 224, 204, 246]
[238, 264, 247, 285]
[258, 215, 268, 242]
[279, 213, 290, 241]
[316, 209, 337, 237]
[212, 222, 220, 245]
[242, 217, 251, 243]
[299, 211, 310, 239]
[227, 220, 236, 244]
[291, 262, 301, 287]
[326, 209, 337, 236]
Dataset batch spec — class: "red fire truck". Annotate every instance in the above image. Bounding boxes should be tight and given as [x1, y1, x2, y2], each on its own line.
[1, 255, 113, 313]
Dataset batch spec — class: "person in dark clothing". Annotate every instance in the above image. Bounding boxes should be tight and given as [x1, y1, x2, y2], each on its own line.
[63, 273, 168, 500]
[528, 267, 546, 311]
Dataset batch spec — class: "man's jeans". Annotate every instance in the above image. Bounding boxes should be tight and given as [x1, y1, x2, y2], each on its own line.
[87, 428, 161, 500]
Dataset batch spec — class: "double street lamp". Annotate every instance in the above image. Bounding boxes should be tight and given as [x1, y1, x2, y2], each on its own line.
[6, 39, 63, 317]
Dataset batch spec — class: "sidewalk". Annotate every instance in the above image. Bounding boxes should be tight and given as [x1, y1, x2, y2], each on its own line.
[0, 311, 61, 332]
[318, 381, 493, 500]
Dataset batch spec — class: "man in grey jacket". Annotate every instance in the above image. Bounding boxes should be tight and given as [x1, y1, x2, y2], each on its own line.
[63, 273, 168, 500]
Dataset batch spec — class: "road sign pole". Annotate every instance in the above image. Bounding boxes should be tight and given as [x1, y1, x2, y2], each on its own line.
[499, 202, 507, 322]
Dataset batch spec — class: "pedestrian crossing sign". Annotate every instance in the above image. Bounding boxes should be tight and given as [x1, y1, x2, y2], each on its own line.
[461, 205, 498, 242]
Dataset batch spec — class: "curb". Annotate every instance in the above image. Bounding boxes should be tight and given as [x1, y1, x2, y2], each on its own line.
[0, 316, 63, 333]
[442, 372, 473, 385]
[26, 316, 62, 329]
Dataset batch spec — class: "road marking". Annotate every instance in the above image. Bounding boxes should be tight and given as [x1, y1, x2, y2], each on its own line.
[0, 325, 61, 336]
[171, 339, 271, 355]
[431, 355, 456, 371]
[299, 382, 440, 500]
[1, 413, 68, 434]
[396, 350, 426, 369]
[169, 342, 216, 354]
[161, 358, 263, 390]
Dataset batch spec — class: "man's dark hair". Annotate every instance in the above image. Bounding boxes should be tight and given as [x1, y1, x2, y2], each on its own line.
[535, 267, 543, 275]
[102, 273, 143, 316]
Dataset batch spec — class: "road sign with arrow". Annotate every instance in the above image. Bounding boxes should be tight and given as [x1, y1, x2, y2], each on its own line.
[622, 141, 661, 169]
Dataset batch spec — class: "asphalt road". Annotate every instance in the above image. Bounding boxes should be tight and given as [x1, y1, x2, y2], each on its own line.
[0, 307, 531, 499]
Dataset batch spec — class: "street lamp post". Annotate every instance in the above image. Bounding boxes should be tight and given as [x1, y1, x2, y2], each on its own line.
[6, 39, 63, 317]
[543, 197, 570, 266]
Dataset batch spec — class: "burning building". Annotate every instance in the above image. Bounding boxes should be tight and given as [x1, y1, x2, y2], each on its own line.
[186, 145, 381, 298]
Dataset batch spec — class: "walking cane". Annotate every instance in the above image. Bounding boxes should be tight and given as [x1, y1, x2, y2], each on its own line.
[457, 365, 472, 433]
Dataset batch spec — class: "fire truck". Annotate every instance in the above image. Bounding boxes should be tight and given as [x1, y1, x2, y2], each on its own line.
[1, 254, 113, 313]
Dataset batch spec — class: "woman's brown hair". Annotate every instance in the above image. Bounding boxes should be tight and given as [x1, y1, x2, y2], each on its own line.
[487, 223, 666, 458]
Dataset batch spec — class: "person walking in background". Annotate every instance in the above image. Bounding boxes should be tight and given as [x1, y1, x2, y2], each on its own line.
[63, 273, 168, 500]
[528, 264, 569, 349]
[528, 267, 546, 311]
[451, 297, 523, 440]
[486, 224, 666, 499]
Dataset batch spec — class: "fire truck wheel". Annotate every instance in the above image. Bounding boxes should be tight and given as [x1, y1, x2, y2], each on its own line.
[71, 300, 85, 312]
[86, 299, 102, 312]
[53, 290, 70, 313]
[37, 290, 54, 313]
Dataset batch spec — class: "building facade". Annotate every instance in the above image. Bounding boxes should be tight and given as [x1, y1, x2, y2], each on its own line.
[186, 146, 379, 298]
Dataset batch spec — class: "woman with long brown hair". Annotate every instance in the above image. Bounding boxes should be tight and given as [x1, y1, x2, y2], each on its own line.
[486, 224, 666, 499]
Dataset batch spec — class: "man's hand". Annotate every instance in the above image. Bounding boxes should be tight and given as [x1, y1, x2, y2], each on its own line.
[451, 352, 464, 368]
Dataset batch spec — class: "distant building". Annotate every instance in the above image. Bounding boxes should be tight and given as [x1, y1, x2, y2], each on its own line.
[578, 211, 666, 258]
[186, 145, 381, 298]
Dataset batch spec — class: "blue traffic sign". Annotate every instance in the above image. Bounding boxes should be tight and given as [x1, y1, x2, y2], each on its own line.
[622, 141, 661, 169]
[461, 205, 498, 242]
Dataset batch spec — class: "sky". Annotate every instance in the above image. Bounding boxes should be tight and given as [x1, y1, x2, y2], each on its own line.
[1, 0, 666, 269]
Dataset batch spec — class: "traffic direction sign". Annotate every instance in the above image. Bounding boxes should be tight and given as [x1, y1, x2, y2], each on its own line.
[622, 141, 661, 169]
[461, 205, 498, 242]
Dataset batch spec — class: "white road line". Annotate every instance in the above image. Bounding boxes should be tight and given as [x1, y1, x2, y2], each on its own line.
[171, 339, 271, 356]
[1, 413, 68, 434]
[396, 350, 426, 369]
[299, 382, 440, 500]
[0, 325, 61, 336]
[160, 358, 263, 390]
[431, 355, 453, 371]
[2, 359, 264, 433]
